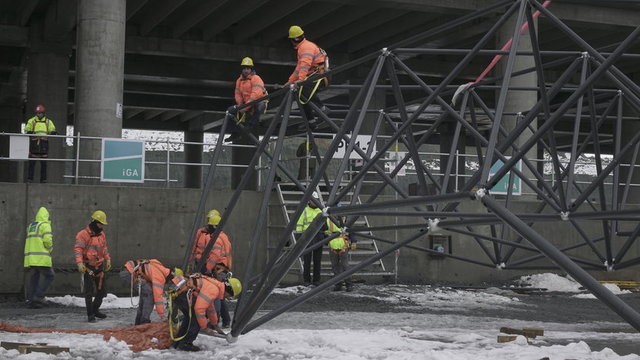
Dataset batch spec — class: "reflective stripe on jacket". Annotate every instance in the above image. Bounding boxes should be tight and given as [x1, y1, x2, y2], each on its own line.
[193, 276, 225, 329]
[24, 207, 53, 267]
[206, 232, 232, 273]
[288, 39, 326, 83]
[235, 72, 267, 106]
[74, 226, 110, 267]
[24, 116, 56, 135]
[296, 205, 322, 232]
[141, 259, 171, 317]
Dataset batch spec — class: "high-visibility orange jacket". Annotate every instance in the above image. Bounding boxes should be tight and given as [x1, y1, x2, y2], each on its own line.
[191, 227, 232, 272]
[193, 276, 226, 329]
[134, 259, 172, 317]
[74, 226, 110, 268]
[288, 39, 326, 84]
[235, 72, 267, 106]
[206, 233, 232, 273]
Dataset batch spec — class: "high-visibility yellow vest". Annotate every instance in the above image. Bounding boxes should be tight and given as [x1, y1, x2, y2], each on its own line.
[24, 207, 53, 267]
[296, 206, 322, 232]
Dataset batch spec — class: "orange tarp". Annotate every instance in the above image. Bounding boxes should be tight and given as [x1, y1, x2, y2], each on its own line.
[0, 321, 173, 352]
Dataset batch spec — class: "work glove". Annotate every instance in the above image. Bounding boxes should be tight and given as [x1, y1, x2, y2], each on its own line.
[77, 263, 87, 273]
[104, 260, 112, 272]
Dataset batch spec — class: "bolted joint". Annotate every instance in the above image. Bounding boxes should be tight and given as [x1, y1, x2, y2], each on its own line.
[381, 47, 390, 56]
[428, 218, 441, 234]
[560, 211, 570, 221]
[496, 262, 505, 269]
[226, 333, 238, 343]
[378, 109, 385, 115]
[581, 51, 589, 59]
[474, 188, 487, 200]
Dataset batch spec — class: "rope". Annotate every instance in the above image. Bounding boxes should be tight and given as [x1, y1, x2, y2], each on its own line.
[298, 78, 323, 105]
[167, 289, 193, 342]
[451, 0, 553, 105]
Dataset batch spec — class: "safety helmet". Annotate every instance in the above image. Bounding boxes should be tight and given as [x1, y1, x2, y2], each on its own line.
[207, 209, 221, 226]
[312, 191, 320, 200]
[173, 267, 184, 277]
[226, 277, 242, 298]
[240, 57, 254, 67]
[35, 104, 45, 113]
[91, 210, 108, 225]
[288, 25, 304, 39]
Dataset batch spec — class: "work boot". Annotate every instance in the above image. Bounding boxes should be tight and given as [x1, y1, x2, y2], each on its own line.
[94, 310, 107, 319]
[177, 343, 200, 352]
[332, 283, 343, 292]
[88, 315, 96, 323]
[345, 284, 354, 292]
[26, 300, 43, 309]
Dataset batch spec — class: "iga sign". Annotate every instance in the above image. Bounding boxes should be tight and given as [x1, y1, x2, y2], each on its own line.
[333, 134, 375, 160]
[489, 157, 521, 195]
[101, 138, 145, 183]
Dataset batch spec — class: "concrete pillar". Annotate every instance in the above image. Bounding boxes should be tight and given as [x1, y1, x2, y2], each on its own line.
[231, 137, 258, 190]
[496, 14, 537, 195]
[0, 106, 24, 182]
[620, 78, 640, 202]
[74, 0, 126, 182]
[184, 130, 203, 188]
[24, 18, 71, 184]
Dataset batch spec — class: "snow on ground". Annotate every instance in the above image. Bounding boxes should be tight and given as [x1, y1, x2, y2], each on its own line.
[1, 273, 639, 359]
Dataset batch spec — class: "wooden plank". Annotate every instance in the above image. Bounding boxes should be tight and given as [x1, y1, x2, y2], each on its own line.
[497, 335, 518, 343]
[500, 326, 544, 338]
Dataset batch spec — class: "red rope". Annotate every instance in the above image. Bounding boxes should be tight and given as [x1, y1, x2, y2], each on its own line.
[473, 0, 552, 84]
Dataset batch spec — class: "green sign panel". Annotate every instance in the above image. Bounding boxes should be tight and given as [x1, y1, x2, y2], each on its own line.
[101, 138, 145, 183]
[489, 157, 522, 195]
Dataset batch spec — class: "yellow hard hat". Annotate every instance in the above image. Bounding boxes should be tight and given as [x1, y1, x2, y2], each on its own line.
[227, 277, 242, 298]
[288, 25, 304, 39]
[240, 57, 254, 67]
[173, 267, 184, 277]
[207, 209, 221, 226]
[91, 210, 108, 225]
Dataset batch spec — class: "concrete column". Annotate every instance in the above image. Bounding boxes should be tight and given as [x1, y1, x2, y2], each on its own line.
[0, 106, 23, 182]
[620, 77, 640, 202]
[24, 18, 71, 184]
[231, 137, 258, 190]
[496, 14, 537, 195]
[74, 0, 126, 182]
[184, 130, 203, 188]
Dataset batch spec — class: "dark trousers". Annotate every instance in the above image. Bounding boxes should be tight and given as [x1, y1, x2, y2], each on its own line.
[218, 299, 231, 327]
[83, 268, 107, 317]
[303, 234, 324, 284]
[174, 292, 200, 346]
[299, 79, 327, 121]
[26, 266, 55, 302]
[27, 158, 47, 182]
[227, 102, 265, 135]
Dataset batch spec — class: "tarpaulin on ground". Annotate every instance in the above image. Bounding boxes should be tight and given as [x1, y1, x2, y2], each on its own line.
[0, 321, 172, 352]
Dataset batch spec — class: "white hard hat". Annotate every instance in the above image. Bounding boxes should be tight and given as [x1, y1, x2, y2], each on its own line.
[312, 191, 320, 199]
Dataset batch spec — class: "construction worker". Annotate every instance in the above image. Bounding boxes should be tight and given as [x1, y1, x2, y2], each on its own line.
[74, 210, 111, 322]
[326, 217, 353, 292]
[120, 259, 183, 325]
[285, 25, 330, 127]
[296, 191, 324, 286]
[190, 209, 233, 275]
[23, 206, 55, 308]
[172, 273, 242, 351]
[190, 209, 233, 327]
[24, 104, 57, 183]
[224, 57, 268, 143]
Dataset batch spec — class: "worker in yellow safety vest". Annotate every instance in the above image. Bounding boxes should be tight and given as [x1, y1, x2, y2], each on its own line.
[24, 206, 55, 308]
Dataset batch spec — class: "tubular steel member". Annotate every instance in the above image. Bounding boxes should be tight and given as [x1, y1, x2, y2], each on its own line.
[479, 191, 640, 332]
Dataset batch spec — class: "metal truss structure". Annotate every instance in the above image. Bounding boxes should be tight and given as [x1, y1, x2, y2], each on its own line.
[182, 0, 640, 339]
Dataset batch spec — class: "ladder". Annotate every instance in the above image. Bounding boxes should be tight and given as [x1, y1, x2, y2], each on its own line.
[271, 181, 395, 281]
